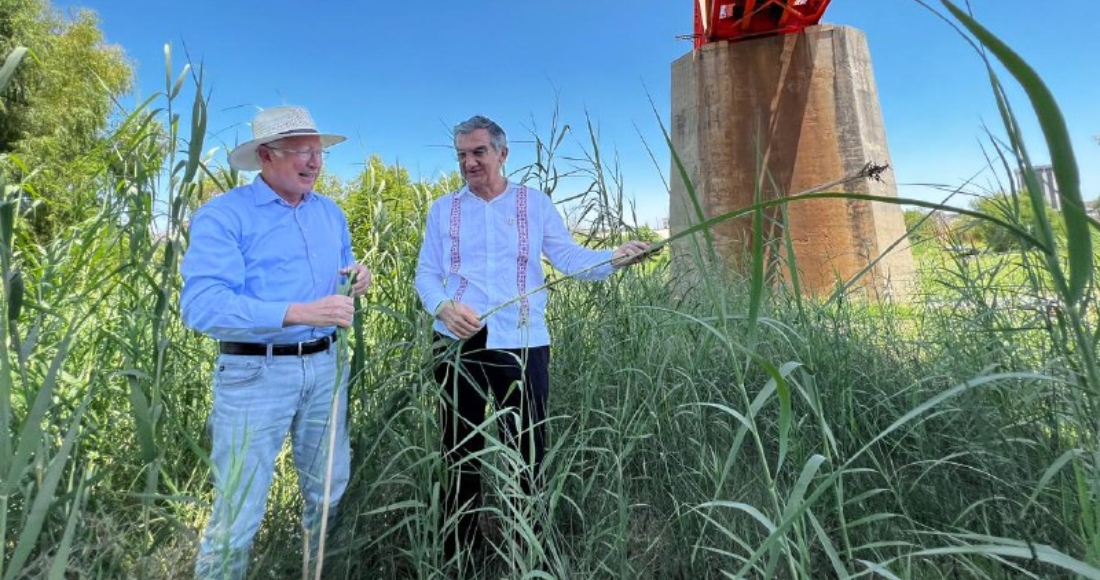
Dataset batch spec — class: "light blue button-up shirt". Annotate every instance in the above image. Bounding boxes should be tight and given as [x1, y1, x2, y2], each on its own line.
[180, 175, 354, 343]
[415, 183, 615, 349]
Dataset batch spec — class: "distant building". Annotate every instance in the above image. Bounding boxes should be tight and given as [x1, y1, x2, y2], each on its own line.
[1016, 164, 1060, 210]
[655, 217, 670, 239]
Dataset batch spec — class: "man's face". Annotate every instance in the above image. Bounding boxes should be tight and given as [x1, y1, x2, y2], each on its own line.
[455, 129, 507, 192]
[258, 135, 324, 201]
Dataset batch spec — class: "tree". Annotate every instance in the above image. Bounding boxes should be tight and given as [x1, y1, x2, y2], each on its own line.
[965, 191, 1066, 253]
[341, 154, 460, 248]
[903, 208, 939, 245]
[0, 0, 133, 242]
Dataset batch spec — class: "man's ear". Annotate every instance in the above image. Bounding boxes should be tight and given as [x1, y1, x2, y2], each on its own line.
[499, 145, 509, 164]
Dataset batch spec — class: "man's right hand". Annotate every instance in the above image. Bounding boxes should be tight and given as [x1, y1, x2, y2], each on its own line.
[436, 300, 482, 339]
[285, 295, 355, 328]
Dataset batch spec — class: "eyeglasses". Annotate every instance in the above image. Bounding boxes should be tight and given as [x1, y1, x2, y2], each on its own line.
[265, 146, 328, 161]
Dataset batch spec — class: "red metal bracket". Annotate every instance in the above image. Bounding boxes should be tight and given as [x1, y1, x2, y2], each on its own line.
[694, 0, 832, 48]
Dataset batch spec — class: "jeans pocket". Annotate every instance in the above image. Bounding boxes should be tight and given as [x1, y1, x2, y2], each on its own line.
[215, 357, 266, 388]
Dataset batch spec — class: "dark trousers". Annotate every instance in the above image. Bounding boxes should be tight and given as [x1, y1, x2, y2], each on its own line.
[433, 327, 549, 559]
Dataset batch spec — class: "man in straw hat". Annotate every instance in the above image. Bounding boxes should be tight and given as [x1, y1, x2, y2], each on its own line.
[415, 114, 652, 570]
[181, 105, 370, 578]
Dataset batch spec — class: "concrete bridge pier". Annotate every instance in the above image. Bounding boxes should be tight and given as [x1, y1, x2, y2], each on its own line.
[670, 24, 915, 299]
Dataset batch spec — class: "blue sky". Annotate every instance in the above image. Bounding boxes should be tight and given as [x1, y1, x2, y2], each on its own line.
[54, 1, 1099, 227]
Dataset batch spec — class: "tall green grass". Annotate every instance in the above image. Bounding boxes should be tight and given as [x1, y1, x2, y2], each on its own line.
[2, 2, 1099, 578]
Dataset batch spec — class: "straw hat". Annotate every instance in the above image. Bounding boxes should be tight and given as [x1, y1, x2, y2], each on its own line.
[228, 106, 346, 171]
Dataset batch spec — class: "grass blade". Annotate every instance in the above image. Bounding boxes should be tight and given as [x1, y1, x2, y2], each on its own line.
[942, 0, 1092, 303]
[3, 394, 89, 580]
[0, 47, 27, 93]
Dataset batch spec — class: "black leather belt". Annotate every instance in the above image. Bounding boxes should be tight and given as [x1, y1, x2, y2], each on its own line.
[219, 332, 337, 356]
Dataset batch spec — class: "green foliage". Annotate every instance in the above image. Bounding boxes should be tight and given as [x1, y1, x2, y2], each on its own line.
[0, 47, 27, 95]
[964, 190, 1066, 252]
[0, 0, 131, 151]
[341, 154, 460, 247]
[0, 0, 133, 244]
[1, 40, 208, 578]
[902, 208, 938, 245]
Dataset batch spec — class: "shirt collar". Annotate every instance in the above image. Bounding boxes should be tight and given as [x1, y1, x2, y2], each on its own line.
[250, 174, 314, 206]
[458, 181, 514, 202]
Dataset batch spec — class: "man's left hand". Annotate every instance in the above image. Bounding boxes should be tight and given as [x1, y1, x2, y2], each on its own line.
[611, 240, 654, 269]
[344, 264, 372, 297]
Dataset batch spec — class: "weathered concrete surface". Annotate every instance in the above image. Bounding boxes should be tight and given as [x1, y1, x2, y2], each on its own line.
[670, 25, 915, 299]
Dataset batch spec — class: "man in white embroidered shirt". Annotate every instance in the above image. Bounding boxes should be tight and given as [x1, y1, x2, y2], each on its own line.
[414, 114, 651, 569]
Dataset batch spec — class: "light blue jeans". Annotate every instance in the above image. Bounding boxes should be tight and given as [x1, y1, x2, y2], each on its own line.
[195, 345, 351, 580]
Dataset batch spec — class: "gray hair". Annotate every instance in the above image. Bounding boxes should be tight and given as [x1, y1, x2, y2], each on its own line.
[453, 115, 507, 152]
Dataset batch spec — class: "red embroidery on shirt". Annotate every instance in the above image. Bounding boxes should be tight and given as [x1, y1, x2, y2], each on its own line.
[516, 186, 529, 326]
[448, 185, 530, 328]
[448, 191, 468, 302]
